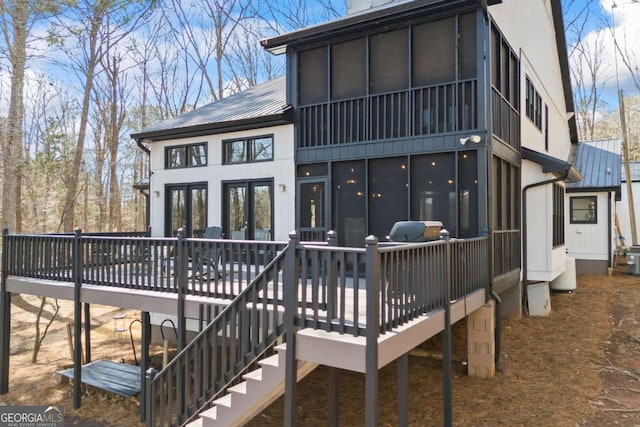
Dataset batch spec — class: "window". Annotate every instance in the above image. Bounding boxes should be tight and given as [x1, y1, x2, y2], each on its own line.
[166, 143, 207, 169]
[223, 135, 273, 164]
[525, 77, 542, 130]
[553, 184, 565, 247]
[570, 196, 597, 224]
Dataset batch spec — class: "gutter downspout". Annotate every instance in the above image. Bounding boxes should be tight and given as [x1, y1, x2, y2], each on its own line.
[521, 170, 569, 314]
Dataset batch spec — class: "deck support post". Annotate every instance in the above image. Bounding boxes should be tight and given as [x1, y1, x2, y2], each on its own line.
[140, 311, 150, 422]
[441, 230, 453, 427]
[176, 228, 187, 351]
[365, 235, 380, 427]
[73, 228, 83, 409]
[397, 353, 408, 427]
[84, 304, 91, 363]
[284, 231, 299, 427]
[328, 367, 338, 427]
[0, 229, 11, 394]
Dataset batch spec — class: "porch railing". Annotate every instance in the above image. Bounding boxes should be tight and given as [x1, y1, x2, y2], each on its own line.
[492, 229, 521, 277]
[298, 79, 478, 148]
[491, 87, 520, 151]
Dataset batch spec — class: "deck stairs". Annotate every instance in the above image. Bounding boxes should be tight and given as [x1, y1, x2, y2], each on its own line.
[187, 344, 318, 427]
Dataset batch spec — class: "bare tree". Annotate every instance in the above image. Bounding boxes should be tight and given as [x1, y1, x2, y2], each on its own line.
[0, 1, 55, 233]
[564, 0, 609, 140]
[52, 0, 155, 232]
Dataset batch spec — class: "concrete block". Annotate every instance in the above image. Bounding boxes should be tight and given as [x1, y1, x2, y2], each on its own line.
[467, 300, 495, 379]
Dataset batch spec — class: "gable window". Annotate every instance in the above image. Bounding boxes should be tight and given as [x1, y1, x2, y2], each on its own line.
[223, 135, 273, 164]
[525, 77, 542, 130]
[570, 196, 597, 224]
[166, 142, 207, 169]
[552, 184, 565, 247]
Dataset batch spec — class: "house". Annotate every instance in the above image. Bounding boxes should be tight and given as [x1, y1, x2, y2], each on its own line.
[618, 160, 640, 248]
[0, 0, 583, 426]
[130, 76, 295, 241]
[261, 0, 581, 317]
[565, 139, 621, 275]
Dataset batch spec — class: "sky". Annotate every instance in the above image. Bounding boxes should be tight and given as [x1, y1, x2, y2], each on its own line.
[565, 0, 640, 108]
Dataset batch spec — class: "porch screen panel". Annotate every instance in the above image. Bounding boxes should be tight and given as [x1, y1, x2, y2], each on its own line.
[331, 38, 366, 99]
[411, 153, 456, 235]
[252, 184, 272, 240]
[333, 161, 366, 247]
[458, 151, 478, 237]
[458, 12, 477, 80]
[299, 47, 328, 105]
[369, 157, 408, 240]
[413, 17, 455, 86]
[191, 188, 207, 238]
[370, 28, 409, 94]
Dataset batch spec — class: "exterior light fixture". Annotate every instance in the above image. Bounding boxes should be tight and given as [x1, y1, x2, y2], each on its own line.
[459, 135, 481, 145]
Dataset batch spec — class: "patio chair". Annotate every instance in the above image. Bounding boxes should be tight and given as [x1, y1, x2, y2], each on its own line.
[194, 226, 224, 279]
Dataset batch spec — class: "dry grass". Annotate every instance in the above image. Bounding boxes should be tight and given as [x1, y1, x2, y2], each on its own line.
[0, 265, 638, 426]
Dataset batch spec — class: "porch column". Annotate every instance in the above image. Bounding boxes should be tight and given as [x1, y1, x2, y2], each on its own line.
[0, 229, 10, 394]
[467, 299, 496, 378]
[140, 311, 150, 422]
[364, 236, 380, 427]
[73, 228, 83, 409]
[284, 231, 299, 427]
[84, 304, 91, 363]
[441, 230, 452, 427]
[397, 353, 408, 427]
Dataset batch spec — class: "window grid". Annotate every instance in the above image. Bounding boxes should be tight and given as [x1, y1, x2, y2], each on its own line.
[570, 196, 597, 224]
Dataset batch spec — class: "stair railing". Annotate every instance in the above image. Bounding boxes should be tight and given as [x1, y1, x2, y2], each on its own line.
[145, 244, 289, 427]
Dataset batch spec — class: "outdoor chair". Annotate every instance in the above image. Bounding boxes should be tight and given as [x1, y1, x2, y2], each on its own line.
[193, 226, 224, 279]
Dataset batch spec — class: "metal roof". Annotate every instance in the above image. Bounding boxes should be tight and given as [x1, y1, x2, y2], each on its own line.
[566, 139, 621, 197]
[621, 161, 640, 182]
[130, 76, 290, 142]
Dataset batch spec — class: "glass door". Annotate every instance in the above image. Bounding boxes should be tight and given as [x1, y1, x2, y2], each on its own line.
[166, 183, 207, 237]
[224, 180, 273, 240]
[298, 180, 327, 242]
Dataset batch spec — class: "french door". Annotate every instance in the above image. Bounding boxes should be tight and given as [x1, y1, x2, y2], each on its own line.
[166, 183, 207, 237]
[224, 180, 273, 240]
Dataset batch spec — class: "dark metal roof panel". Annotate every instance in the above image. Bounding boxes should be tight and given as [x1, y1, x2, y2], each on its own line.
[567, 139, 621, 191]
[131, 77, 289, 141]
[621, 161, 640, 182]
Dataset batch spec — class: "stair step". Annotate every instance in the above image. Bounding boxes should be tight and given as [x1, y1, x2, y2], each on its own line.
[258, 354, 280, 369]
[212, 393, 232, 408]
[228, 381, 248, 396]
[242, 367, 263, 383]
[186, 417, 204, 427]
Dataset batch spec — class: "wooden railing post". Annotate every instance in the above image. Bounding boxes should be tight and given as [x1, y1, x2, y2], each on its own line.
[284, 230, 299, 427]
[73, 228, 83, 409]
[440, 229, 452, 427]
[145, 367, 157, 427]
[364, 235, 380, 427]
[175, 228, 187, 423]
[0, 229, 11, 394]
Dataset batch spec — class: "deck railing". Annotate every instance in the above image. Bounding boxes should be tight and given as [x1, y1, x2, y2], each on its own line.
[2, 230, 287, 300]
[1, 229, 491, 426]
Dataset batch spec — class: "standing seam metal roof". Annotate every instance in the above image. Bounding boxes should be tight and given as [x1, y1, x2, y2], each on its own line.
[566, 138, 621, 191]
[130, 76, 289, 141]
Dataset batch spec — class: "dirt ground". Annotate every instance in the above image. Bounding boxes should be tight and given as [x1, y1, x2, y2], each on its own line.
[0, 261, 638, 426]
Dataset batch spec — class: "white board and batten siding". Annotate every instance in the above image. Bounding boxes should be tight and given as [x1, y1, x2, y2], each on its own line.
[148, 124, 296, 241]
